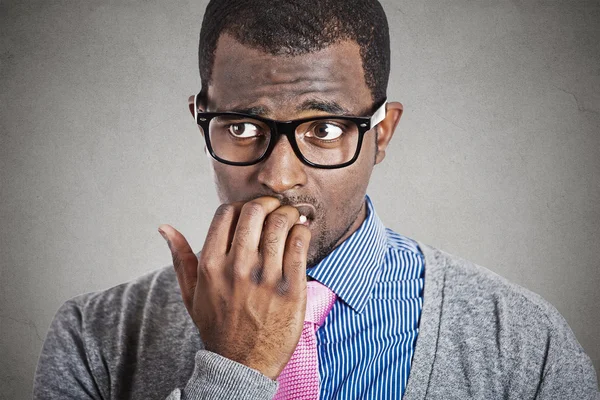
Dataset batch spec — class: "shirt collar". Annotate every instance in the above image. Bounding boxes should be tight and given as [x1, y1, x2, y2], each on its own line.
[306, 194, 388, 314]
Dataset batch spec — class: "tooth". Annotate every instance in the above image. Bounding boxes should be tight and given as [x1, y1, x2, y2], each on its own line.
[299, 215, 307, 224]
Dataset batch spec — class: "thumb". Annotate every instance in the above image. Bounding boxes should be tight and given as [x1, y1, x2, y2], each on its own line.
[158, 224, 198, 310]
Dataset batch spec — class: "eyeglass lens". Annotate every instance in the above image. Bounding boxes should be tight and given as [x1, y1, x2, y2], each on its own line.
[207, 115, 360, 166]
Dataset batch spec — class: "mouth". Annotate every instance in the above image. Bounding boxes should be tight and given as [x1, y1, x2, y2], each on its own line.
[293, 203, 316, 227]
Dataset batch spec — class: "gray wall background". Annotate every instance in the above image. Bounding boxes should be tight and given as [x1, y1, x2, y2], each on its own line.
[1, 0, 598, 397]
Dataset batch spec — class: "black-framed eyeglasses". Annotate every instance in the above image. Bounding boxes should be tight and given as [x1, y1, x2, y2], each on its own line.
[194, 93, 387, 169]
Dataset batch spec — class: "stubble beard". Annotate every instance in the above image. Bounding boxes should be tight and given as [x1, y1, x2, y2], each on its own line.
[305, 201, 364, 269]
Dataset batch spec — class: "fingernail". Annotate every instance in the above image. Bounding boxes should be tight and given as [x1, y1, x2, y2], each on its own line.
[158, 227, 167, 241]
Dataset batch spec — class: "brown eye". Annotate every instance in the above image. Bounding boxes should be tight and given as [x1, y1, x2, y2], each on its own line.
[228, 123, 260, 138]
[309, 122, 345, 140]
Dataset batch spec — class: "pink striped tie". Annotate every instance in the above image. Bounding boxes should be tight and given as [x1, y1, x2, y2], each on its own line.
[273, 280, 337, 400]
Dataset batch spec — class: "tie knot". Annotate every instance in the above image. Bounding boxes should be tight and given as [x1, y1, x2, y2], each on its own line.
[305, 280, 337, 327]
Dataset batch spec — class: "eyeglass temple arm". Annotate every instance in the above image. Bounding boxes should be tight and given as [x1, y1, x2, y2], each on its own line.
[194, 93, 199, 121]
[370, 100, 387, 128]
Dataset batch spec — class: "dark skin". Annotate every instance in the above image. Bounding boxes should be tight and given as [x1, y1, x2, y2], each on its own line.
[158, 33, 403, 380]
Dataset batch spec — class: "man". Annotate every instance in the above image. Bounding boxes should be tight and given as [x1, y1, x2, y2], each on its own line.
[34, 0, 599, 399]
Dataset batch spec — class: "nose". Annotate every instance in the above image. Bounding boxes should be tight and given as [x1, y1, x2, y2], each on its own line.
[257, 134, 307, 194]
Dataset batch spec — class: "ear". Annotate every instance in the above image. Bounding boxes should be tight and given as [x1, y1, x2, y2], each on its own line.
[374, 101, 403, 165]
[188, 94, 206, 117]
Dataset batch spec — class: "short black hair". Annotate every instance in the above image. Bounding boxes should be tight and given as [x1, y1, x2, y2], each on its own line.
[198, 0, 390, 105]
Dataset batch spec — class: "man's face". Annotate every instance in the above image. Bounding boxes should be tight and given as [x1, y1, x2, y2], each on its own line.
[193, 33, 399, 268]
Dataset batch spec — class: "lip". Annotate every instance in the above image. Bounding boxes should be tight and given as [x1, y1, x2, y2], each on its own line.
[293, 203, 316, 225]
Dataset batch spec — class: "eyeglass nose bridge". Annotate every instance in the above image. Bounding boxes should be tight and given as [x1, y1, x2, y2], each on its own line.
[263, 120, 305, 150]
[270, 120, 299, 136]
[259, 120, 310, 165]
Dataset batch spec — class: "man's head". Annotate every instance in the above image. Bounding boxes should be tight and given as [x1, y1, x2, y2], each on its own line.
[190, 0, 403, 268]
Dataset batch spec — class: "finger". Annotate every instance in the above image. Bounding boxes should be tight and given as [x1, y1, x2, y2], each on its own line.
[280, 223, 311, 297]
[202, 202, 243, 255]
[259, 205, 301, 285]
[230, 197, 281, 258]
[158, 224, 198, 310]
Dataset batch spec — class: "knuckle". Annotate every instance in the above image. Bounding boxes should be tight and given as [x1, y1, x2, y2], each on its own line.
[289, 260, 303, 276]
[242, 201, 264, 218]
[198, 256, 215, 273]
[234, 225, 251, 246]
[265, 244, 278, 258]
[262, 232, 279, 258]
[197, 262, 209, 279]
[276, 277, 291, 296]
[289, 234, 305, 251]
[267, 213, 288, 230]
[199, 251, 213, 266]
[265, 231, 279, 245]
[215, 203, 235, 218]
[230, 261, 250, 280]
[250, 266, 264, 285]
[231, 268, 247, 282]
[261, 232, 279, 257]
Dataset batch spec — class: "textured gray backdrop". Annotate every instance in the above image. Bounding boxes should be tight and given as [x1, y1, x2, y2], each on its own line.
[1, 0, 599, 398]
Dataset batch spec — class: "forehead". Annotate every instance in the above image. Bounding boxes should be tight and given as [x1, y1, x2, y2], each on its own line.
[206, 33, 373, 117]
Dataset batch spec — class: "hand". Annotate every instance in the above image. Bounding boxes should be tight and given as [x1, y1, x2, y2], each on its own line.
[158, 197, 311, 380]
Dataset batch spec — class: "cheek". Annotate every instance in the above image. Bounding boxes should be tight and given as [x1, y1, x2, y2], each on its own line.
[363, 131, 378, 162]
[319, 169, 369, 218]
[350, 137, 377, 186]
[316, 136, 376, 204]
[210, 162, 256, 203]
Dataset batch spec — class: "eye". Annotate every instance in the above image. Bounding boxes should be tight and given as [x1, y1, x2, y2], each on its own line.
[228, 123, 261, 138]
[306, 122, 345, 141]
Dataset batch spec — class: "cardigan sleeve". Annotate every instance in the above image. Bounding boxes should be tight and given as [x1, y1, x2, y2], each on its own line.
[166, 350, 278, 400]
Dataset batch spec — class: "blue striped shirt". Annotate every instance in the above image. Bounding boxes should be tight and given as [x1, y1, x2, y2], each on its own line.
[306, 194, 425, 399]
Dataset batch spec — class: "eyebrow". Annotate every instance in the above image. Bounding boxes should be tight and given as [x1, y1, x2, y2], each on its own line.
[297, 99, 352, 116]
[227, 99, 353, 119]
[229, 105, 270, 116]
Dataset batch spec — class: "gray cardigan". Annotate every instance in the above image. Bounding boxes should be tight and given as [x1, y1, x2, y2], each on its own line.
[34, 243, 599, 399]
